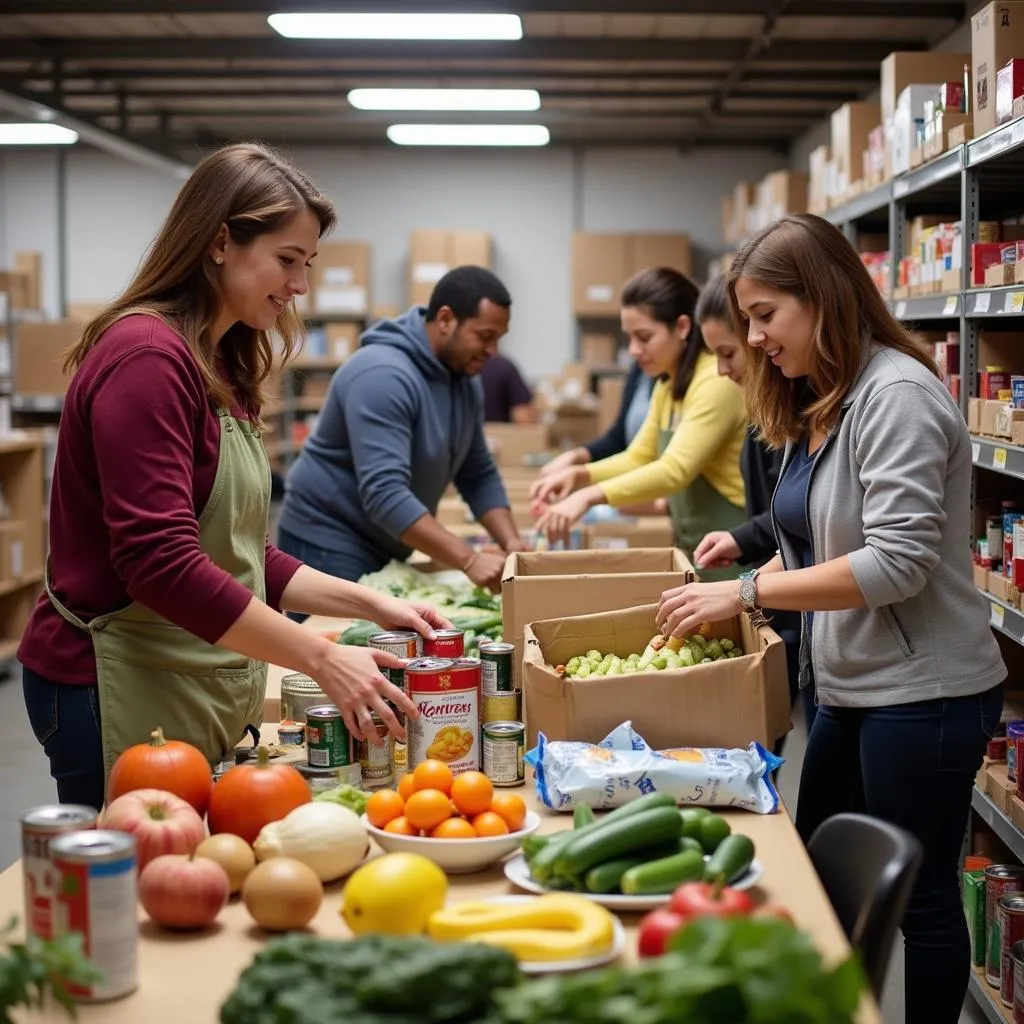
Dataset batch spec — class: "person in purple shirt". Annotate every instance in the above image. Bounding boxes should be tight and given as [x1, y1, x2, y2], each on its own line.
[480, 352, 537, 423]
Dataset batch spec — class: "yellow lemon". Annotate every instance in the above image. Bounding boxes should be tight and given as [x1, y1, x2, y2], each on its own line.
[340, 852, 448, 936]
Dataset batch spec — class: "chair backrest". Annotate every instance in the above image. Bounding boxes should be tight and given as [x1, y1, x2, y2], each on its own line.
[807, 812, 923, 998]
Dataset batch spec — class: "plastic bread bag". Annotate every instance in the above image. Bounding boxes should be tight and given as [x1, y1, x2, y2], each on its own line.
[524, 720, 784, 814]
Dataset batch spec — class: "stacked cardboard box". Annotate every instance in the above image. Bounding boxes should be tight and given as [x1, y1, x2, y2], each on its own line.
[409, 229, 492, 307]
[973, 2, 1024, 137]
[310, 242, 370, 317]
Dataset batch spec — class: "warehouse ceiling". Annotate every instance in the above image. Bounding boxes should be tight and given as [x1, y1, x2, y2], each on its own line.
[0, 0, 969, 162]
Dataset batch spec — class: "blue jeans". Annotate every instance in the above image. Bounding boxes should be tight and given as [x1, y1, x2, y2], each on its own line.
[796, 684, 1004, 1024]
[23, 666, 106, 811]
[277, 527, 375, 623]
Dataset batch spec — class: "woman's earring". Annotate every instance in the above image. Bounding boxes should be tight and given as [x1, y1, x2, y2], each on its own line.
[214, 256, 224, 265]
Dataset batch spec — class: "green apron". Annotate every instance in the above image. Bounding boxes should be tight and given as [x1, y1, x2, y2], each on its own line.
[46, 407, 270, 782]
[659, 424, 746, 584]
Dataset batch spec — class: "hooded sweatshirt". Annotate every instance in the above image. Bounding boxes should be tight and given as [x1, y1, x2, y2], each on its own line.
[279, 306, 509, 578]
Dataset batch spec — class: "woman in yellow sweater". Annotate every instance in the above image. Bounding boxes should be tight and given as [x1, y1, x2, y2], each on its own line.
[532, 267, 747, 580]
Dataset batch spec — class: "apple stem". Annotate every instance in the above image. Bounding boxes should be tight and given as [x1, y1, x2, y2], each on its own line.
[150, 727, 167, 747]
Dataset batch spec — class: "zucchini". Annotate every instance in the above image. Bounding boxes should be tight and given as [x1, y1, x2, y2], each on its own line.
[699, 815, 732, 854]
[679, 808, 711, 840]
[599, 792, 677, 825]
[521, 834, 550, 863]
[678, 836, 704, 856]
[704, 833, 755, 884]
[528, 827, 592, 885]
[573, 804, 596, 829]
[620, 849, 706, 895]
[553, 806, 684, 879]
[582, 841, 681, 894]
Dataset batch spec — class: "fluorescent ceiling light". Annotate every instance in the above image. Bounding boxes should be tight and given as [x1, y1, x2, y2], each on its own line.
[0, 122, 78, 145]
[268, 12, 522, 40]
[387, 123, 550, 147]
[349, 88, 540, 111]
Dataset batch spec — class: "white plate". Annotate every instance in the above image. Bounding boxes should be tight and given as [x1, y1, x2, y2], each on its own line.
[466, 895, 625, 974]
[503, 852, 764, 911]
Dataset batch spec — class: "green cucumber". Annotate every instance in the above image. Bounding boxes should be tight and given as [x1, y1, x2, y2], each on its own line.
[554, 806, 684, 878]
[704, 833, 755, 884]
[699, 815, 732, 854]
[620, 849, 706, 895]
[521, 834, 550, 863]
[680, 809, 711, 840]
[528, 828, 590, 885]
[583, 841, 682, 894]
[573, 804, 596, 829]
[678, 836, 704, 856]
[600, 792, 677, 824]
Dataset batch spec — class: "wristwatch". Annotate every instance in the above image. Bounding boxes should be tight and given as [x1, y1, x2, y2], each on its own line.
[738, 568, 761, 614]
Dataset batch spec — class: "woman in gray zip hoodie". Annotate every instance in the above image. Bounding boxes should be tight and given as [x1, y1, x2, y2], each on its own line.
[656, 214, 1004, 1024]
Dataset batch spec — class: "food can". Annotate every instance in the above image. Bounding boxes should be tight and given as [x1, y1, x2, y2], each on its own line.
[987, 865, 1024, 986]
[370, 631, 418, 727]
[1014, 940, 1024, 1023]
[305, 704, 353, 769]
[483, 689, 522, 725]
[354, 713, 395, 788]
[423, 629, 465, 659]
[1001, 895, 1024, 1005]
[49, 830, 138, 1002]
[990, 515, 1006, 566]
[405, 656, 480, 775]
[277, 721, 305, 746]
[480, 641, 515, 695]
[393, 741, 408, 781]
[296, 761, 362, 794]
[482, 720, 526, 787]
[1010, 723, 1024, 784]
[966, 868, 988, 966]
[280, 673, 328, 724]
[21, 804, 98, 942]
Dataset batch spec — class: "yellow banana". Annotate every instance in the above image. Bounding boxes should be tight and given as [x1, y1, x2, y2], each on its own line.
[426, 893, 615, 962]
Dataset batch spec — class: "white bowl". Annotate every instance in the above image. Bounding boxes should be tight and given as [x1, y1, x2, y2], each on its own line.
[361, 810, 541, 874]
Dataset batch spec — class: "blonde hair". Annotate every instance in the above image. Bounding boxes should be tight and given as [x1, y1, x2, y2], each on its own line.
[65, 142, 336, 416]
[727, 214, 937, 447]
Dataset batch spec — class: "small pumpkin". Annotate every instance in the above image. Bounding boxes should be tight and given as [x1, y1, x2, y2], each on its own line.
[107, 727, 214, 817]
[207, 746, 310, 845]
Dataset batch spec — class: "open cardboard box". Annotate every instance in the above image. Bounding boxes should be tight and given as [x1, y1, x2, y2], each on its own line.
[522, 603, 791, 751]
[502, 548, 694, 688]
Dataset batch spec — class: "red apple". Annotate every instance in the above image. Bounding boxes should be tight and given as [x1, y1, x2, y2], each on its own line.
[139, 854, 229, 930]
[101, 788, 205, 869]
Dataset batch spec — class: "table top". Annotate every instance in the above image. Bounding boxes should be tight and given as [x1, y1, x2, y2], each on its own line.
[263, 615, 353, 721]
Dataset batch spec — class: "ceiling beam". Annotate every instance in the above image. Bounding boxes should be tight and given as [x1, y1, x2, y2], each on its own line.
[18, 36, 926, 65]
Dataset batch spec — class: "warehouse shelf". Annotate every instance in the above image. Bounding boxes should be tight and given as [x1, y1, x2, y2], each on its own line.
[969, 966, 1012, 1024]
[891, 146, 963, 202]
[292, 357, 344, 371]
[825, 182, 891, 227]
[972, 437, 1024, 482]
[305, 312, 367, 325]
[979, 590, 1024, 648]
[890, 293, 960, 321]
[966, 286, 1024, 318]
[968, 120, 1024, 169]
[13, 394, 63, 413]
[973, 785, 1024, 864]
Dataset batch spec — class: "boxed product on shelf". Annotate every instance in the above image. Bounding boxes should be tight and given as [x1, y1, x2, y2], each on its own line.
[861, 251, 891, 297]
[881, 50, 971, 122]
[325, 322, 359, 362]
[935, 336, 961, 378]
[580, 333, 617, 367]
[721, 194, 736, 245]
[972, 242, 1006, 285]
[751, 170, 808, 231]
[972, 1, 1024, 136]
[0, 519, 25, 583]
[483, 423, 551, 468]
[312, 242, 369, 316]
[808, 145, 830, 214]
[924, 110, 972, 159]
[409, 229, 492, 307]
[997, 58, 1024, 124]
[970, 396, 984, 433]
[733, 181, 756, 239]
[831, 101, 880, 199]
[14, 320, 78, 396]
[521, 602, 790, 750]
[893, 85, 942, 175]
[949, 122, 974, 147]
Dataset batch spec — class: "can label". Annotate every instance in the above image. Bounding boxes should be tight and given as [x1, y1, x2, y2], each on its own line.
[306, 705, 352, 768]
[393, 741, 408, 780]
[483, 690, 522, 725]
[482, 721, 525, 787]
[965, 870, 987, 967]
[1001, 896, 1024, 1005]
[21, 806, 98, 943]
[406, 657, 480, 775]
[988, 867, 1024, 986]
[424, 630, 465, 659]
[370, 632, 418, 727]
[51, 831, 138, 1002]
[1014, 941, 1024, 1024]
[480, 643, 514, 695]
[355, 715, 395, 788]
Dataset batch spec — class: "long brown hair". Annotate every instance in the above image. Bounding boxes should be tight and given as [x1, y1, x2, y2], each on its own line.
[621, 267, 703, 401]
[65, 142, 336, 415]
[727, 213, 937, 447]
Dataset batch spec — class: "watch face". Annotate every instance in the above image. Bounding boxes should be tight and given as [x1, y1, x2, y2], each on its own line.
[739, 580, 756, 607]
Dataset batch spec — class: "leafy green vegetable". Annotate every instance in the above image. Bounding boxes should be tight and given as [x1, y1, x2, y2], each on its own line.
[313, 783, 369, 815]
[219, 934, 520, 1024]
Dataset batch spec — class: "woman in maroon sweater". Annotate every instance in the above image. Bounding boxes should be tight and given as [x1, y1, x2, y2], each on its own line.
[19, 144, 445, 811]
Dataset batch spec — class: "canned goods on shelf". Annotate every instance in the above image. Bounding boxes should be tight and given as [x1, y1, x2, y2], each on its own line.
[482, 720, 526, 788]
[1001, 894, 1024, 1006]
[988, 865, 1024, 987]
[306, 704, 353, 769]
[479, 642, 515, 695]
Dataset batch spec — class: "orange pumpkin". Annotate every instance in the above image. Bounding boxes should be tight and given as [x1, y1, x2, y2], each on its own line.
[107, 727, 214, 817]
[207, 746, 310, 845]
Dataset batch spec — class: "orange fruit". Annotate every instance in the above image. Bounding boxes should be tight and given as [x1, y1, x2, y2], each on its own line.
[413, 759, 455, 795]
[471, 811, 510, 837]
[404, 788, 453, 832]
[397, 774, 417, 801]
[490, 793, 527, 832]
[383, 815, 416, 835]
[366, 789, 405, 829]
[450, 771, 493, 817]
[431, 817, 477, 840]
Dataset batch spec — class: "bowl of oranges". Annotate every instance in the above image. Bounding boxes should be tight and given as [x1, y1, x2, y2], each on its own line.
[362, 759, 540, 874]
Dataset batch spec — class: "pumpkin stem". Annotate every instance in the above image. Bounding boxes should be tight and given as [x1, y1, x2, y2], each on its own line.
[150, 727, 167, 747]
[257, 745, 270, 768]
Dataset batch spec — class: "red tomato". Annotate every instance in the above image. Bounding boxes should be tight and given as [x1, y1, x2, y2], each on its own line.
[637, 907, 687, 958]
[669, 881, 755, 920]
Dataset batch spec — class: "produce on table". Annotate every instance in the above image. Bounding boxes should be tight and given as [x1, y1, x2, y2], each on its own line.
[241, 857, 323, 932]
[207, 745, 310, 845]
[705, 834, 756, 884]
[427, 893, 616, 962]
[669, 879, 755, 920]
[194, 834, 256, 895]
[252, 801, 369, 882]
[219, 933, 521, 1024]
[138, 853, 230, 930]
[341, 852, 448, 937]
[312, 781, 369, 816]
[527, 722, 783, 814]
[636, 907, 689, 958]
[100, 788, 205, 869]
[556, 630, 743, 678]
[107, 727, 214, 816]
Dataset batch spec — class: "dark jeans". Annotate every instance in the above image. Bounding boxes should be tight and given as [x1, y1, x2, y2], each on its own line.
[23, 666, 106, 811]
[796, 683, 1004, 1024]
[277, 526, 370, 624]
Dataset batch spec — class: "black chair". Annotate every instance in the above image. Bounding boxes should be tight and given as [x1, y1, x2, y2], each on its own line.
[806, 812, 923, 999]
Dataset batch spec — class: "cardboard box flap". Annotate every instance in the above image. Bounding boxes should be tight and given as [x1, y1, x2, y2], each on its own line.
[503, 547, 691, 581]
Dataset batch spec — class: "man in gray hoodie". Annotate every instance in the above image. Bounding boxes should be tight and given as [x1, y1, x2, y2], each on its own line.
[277, 266, 526, 594]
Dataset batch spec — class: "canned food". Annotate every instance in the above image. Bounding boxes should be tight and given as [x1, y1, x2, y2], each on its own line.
[393, 741, 408, 781]
[483, 689, 522, 725]
[480, 642, 515, 695]
[451, 657, 482, 694]
[49, 830, 138, 1002]
[424, 629, 465, 659]
[306, 704, 353, 769]
[1014, 939, 1024, 1023]
[355, 713, 395, 788]
[988, 865, 1024, 986]
[21, 804, 98, 942]
[296, 761, 362, 794]
[482, 720, 526, 788]
[280, 673, 328, 724]
[1001, 895, 1024, 1005]
[277, 721, 305, 746]
[406, 656, 480, 775]
[1011, 722, 1024, 784]
[370, 631, 419, 727]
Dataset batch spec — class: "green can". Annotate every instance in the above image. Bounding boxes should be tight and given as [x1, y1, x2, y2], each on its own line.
[480, 641, 514, 695]
[965, 869, 987, 967]
[305, 704, 352, 769]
